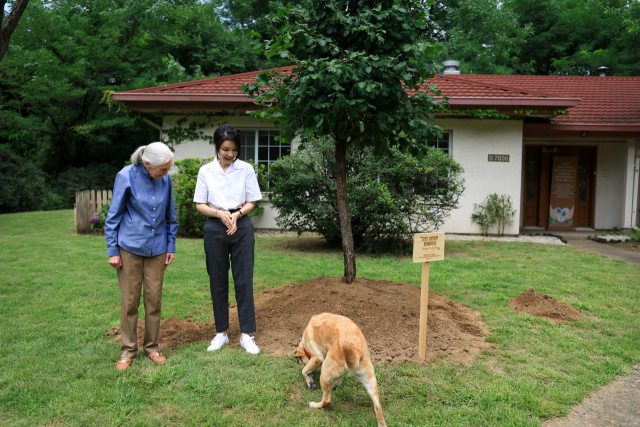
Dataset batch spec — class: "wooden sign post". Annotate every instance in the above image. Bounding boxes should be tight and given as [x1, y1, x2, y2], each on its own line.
[413, 232, 445, 361]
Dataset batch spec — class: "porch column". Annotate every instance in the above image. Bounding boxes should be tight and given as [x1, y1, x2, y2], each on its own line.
[636, 147, 640, 228]
[621, 139, 638, 229]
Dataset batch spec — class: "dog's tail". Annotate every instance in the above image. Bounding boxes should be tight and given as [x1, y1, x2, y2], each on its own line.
[342, 339, 361, 370]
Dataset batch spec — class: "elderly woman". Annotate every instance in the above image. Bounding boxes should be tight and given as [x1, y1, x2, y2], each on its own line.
[105, 142, 178, 371]
[194, 125, 262, 355]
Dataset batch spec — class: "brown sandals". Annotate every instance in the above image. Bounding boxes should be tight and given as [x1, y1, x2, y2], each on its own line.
[116, 358, 132, 371]
[147, 352, 166, 363]
[116, 352, 166, 370]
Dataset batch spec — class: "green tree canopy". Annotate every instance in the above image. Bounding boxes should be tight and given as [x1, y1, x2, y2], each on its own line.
[0, 0, 273, 209]
[434, 0, 640, 76]
[434, 0, 534, 74]
[513, 0, 640, 76]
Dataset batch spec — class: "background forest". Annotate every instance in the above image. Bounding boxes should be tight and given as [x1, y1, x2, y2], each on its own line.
[1, 0, 639, 213]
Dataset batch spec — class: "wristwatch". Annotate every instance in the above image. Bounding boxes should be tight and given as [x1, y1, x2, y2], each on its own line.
[238, 209, 243, 218]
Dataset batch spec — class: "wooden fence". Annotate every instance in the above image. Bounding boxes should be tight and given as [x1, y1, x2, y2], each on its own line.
[75, 189, 113, 234]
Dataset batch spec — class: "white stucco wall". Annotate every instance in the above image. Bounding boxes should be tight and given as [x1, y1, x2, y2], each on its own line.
[595, 142, 627, 229]
[250, 195, 279, 229]
[436, 119, 524, 235]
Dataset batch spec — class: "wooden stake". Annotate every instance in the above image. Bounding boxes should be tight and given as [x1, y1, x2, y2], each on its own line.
[418, 261, 430, 361]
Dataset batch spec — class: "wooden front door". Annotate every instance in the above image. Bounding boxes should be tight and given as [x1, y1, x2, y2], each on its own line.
[522, 146, 596, 229]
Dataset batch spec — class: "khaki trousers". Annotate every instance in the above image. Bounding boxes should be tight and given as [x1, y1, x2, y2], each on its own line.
[117, 247, 165, 359]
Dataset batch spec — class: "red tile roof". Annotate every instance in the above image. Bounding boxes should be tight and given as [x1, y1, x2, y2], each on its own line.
[113, 66, 640, 127]
[447, 75, 640, 125]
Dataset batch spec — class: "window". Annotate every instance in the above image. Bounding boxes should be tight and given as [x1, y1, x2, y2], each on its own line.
[426, 132, 451, 155]
[237, 129, 290, 169]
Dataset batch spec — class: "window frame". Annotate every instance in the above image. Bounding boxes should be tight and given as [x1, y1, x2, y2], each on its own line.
[235, 128, 289, 167]
[426, 131, 452, 156]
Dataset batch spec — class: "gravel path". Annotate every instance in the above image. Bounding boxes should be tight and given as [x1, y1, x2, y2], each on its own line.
[542, 363, 640, 427]
[255, 230, 566, 245]
[445, 234, 565, 245]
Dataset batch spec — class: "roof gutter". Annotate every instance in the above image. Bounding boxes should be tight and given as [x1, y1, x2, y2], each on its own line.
[111, 92, 581, 115]
[111, 93, 251, 103]
[529, 122, 640, 132]
[544, 123, 640, 131]
[447, 97, 581, 108]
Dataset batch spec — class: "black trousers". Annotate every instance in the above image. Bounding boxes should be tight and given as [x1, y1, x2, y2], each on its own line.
[203, 215, 256, 334]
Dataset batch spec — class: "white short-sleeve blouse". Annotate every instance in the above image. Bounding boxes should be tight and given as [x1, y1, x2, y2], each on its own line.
[193, 159, 262, 211]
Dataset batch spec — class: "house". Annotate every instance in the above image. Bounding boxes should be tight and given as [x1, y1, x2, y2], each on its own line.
[111, 62, 640, 235]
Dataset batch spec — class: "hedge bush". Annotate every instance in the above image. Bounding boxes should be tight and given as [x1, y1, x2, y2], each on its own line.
[268, 138, 465, 253]
[0, 146, 64, 214]
[54, 163, 121, 208]
[172, 157, 267, 237]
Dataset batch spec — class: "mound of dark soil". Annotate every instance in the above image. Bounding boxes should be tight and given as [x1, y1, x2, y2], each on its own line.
[508, 288, 582, 323]
[105, 276, 491, 364]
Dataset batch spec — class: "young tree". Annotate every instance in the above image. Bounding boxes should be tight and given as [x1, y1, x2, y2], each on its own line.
[243, 0, 446, 283]
[0, 0, 29, 63]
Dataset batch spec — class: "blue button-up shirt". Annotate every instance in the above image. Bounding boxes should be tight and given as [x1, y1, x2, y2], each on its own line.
[105, 163, 178, 257]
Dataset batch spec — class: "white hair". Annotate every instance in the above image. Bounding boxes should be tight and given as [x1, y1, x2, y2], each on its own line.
[130, 142, 173, 167]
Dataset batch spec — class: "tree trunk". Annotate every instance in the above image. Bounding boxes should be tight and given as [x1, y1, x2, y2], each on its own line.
[0, 0, 30, 64]
[335, 140, 356, 283]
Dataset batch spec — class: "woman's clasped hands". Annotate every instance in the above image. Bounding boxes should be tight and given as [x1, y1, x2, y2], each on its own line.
[218, 210, 240, 236]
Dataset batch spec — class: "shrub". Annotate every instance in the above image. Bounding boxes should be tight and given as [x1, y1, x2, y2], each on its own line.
[54, 163, 121, 209]
[0, 146, 64, 214]
[172, 157, 266, 237]
[471, 194, 516, 236]
[267, 138, 465, 252]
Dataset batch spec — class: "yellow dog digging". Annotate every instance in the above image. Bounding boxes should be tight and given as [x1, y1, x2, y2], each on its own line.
[295, 313, 386, 427]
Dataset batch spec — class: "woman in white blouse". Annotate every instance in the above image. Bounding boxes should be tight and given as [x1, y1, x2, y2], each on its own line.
[194, 125, 263, 354]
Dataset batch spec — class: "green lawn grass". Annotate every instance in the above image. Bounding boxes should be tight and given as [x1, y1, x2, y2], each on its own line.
[1, 210, 639, 426]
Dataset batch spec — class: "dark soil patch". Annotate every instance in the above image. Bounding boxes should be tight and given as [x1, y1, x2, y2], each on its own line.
[508, 288, 583, 323]
[605, 241, 640, 254]
[104, 318, 217, 350]
[105, 276, 491, 364]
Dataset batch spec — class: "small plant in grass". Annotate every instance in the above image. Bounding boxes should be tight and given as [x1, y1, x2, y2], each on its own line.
[90, 200, 110, 232]
[471, 201, 495, 236]
[629, 226, 640, 241]
[471, 194, 515, 236]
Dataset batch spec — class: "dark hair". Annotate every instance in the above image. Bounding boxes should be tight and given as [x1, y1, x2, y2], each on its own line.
[213, 125, 241, 162]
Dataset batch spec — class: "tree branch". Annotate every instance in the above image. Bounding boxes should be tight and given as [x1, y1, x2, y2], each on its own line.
[0, 0, 30, 63]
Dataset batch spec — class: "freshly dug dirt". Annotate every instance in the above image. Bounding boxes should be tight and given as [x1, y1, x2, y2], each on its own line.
[508, 288, 583, 323]
[105, 275, 492, 364]
[104, 317, 217, 350]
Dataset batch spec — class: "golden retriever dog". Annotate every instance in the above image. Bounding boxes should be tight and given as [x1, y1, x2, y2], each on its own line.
[295, 313, 387, 427]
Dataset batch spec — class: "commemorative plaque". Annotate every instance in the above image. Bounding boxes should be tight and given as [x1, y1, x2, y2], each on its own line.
[413, 232, 445, 360]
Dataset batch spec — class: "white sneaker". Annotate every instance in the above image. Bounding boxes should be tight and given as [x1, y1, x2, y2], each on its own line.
[240, 335, 260, 355]
[207, 333, 229, 351]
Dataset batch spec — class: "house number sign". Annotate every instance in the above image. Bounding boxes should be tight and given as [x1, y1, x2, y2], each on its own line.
[488, 154, 510, 162]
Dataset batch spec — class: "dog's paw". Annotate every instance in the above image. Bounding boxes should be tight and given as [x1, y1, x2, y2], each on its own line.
[309, 401, 323, 408]
[308, 379, 317, 390]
